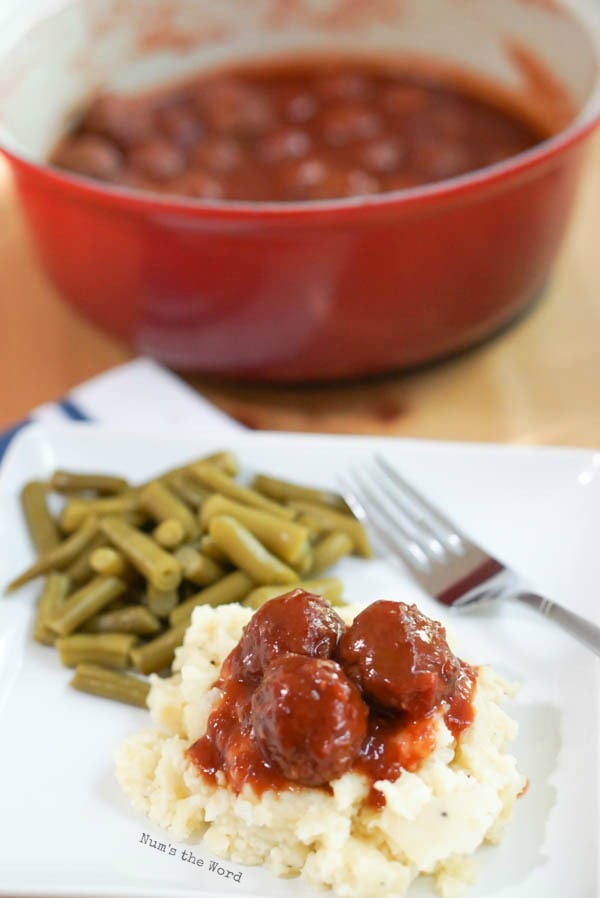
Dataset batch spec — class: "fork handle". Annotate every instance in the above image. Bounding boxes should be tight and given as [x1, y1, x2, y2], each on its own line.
[515, 592, 600, 658]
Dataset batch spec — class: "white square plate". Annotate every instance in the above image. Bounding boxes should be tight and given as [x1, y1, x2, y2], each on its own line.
[0, 423, 598, 898]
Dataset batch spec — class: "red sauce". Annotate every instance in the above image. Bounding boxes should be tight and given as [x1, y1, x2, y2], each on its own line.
[186, 592, 477, 806]
[51, 59, 548, 202]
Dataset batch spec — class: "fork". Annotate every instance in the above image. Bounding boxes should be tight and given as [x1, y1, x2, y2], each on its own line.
[340, 455, 600, 658]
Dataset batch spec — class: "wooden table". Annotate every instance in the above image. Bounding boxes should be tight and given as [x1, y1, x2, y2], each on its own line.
[1, 137, 599, 447]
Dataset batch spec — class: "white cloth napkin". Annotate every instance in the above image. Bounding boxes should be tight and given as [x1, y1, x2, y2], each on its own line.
[0, 358, 243, 461]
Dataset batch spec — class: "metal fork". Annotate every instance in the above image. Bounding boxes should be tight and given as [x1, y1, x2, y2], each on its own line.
[340, 455, 600, 657]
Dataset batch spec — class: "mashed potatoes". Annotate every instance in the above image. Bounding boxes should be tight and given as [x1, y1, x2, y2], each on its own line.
[116, 603, 525, 898]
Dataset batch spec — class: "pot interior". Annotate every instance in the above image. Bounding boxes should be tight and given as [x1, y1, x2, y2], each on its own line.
[0, 0, 599, 162]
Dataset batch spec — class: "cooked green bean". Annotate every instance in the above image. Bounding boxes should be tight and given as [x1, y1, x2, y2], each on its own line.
[170, 570, 253, 627]
[60, 493, 140, 533]
[64, 533, 107, 586]
[48, 575, 126, 636]
[139, 480, 198, 539]
[198, 534, 231, 565]
[90, 546, 129, 577]
[243, 577, 345, 610]
[294, 550, 314, 576]
[82, 604, 161, 636]
[146, 583, 179, 618]
[309, 532, 354, 575]
[166, 472, 210, 509]
[174, 545, 225, 586]
[138, 450, 239, 493]
[189, 463, 295, 520]
[153, 518, 186, 549]
[252, 473, 350, 513]
[50, 470, 129, 495]
[200, 494, 310, 565]
[130, 624, 187, 675]
[291, 501, 372, 558]
[202, 451, 239, 477]
[70, 663, 150, 707]
[7, 515, 98, 593]
[100, 516, 181, 591]
[33, 573, 71, 646]
[56, 632, 137, 669]
[20, 481, 61, 555]
[209, 516, 299, 587]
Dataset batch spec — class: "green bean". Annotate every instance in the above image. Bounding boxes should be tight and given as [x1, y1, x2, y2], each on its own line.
[153, 518, 186, 549]
[70, 663, 150, 708]
[138, 451, 239, 493]
[209, 516, 299, 587]
[293, 550, 314, 576]
[189, 463, 295, 520]
[100, 516, 181, 591]
[20, 481, 61, 555]
[48, 575, 126, 636]
[174, 545, 225, 586]
[60, 493, 140, 533]
[166, 472, 210, 509]
[202, 451, 239, 477]
[243, 577, 344, 610]
[198, 535, 231, 565]
[252, 473, 350, 513]
[33, 573, 71, 646]
[82, 605, 161, 636]
[50, 470, 129, 495]
[291, 501, 372, 558]
[56, 632, 137, 669]
[89, 546, 129, 577]
[130, 624, 187, 675]
[139, 480, 198, 539]
[200, 494, 310, 565]
[146, 583, 179, 618]
[7, 515, 98, 593]
[170, 570, 253, 628]
[309, 532, 354, 575]
[64, 533, 108, 586]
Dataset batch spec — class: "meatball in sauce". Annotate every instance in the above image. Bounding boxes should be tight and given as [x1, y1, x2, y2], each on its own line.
[187, 591, 476, 806]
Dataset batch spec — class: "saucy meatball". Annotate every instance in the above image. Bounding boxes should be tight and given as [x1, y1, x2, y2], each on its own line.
[83, 94, 154, 148]
[53, 135, 122, 180]
[337, 601, 461, 718]
[234, 589, 345, 683]
[251, 654, 368, 786]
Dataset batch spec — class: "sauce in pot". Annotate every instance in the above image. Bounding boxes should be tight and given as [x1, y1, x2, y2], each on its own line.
[51, 60, 547, 201]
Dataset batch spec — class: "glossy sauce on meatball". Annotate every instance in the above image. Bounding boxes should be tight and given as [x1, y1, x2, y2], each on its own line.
[337, 600, 461, 718]
[231, 587, 345, 683]
[251, 654, 368, 786]
[187, 592, 476, 805]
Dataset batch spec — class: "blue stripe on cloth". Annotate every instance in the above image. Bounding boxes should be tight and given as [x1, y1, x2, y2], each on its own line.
[0, 418, 32, 462]
[57, 398, 92, 422]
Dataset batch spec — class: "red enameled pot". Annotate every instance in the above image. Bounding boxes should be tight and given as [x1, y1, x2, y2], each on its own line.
[1, 0, 599, 382]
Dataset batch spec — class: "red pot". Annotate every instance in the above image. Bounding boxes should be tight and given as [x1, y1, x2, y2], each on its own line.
[1, 0, 599, 382]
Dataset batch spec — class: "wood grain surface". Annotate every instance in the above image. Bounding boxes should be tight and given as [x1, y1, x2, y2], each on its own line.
[1, 134, 599, 447]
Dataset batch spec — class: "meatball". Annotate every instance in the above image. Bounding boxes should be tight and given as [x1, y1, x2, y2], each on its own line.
[129, 138, 186, 182]
[196, 78, 273, 137]
[337, 601, 461, 718]
[53, 135, 122, 181]
[251, 654, 368, 786]
[234, 589, 345, 682]
[83, 94, 154, 148]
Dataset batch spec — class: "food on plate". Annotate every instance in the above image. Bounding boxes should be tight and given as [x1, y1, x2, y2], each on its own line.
[5, 453, 369, 704]
[116, 590, 525, 897]
[71, 663, 150, 708]
[50, 60, 548, 202]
